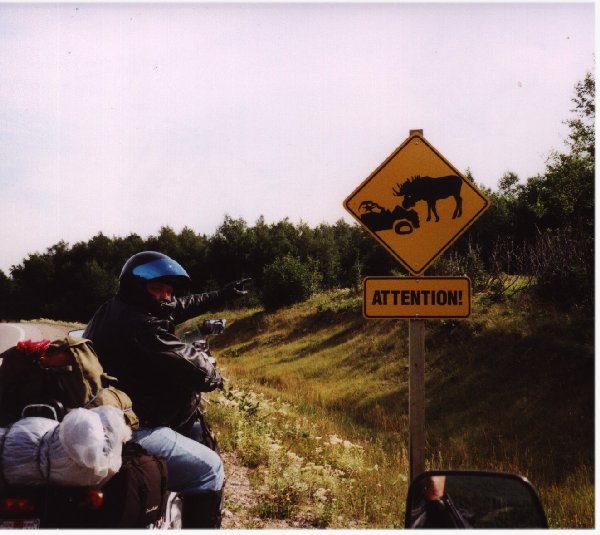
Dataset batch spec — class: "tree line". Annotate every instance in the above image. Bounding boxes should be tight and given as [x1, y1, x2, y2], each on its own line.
[0, 73, 593, 321]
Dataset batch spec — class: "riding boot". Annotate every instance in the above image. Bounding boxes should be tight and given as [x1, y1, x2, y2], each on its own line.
[181, 489, 224, 529]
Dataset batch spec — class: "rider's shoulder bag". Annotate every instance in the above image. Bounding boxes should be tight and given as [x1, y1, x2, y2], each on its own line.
[97, 442, 169, 528]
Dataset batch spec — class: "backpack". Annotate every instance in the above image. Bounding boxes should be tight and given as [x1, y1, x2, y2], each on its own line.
[0, 336, 138, 429]
[96, 442, 169, 528]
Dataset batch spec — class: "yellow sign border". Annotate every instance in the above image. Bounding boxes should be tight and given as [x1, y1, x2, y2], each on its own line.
[344, 133, 490, 275]
[363, 276, 472, 319]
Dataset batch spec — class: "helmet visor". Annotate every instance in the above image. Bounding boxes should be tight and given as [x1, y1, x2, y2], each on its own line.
[132, 258, 190, 281]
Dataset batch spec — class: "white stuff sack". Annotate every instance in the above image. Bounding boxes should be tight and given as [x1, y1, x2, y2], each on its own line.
[0, 417, 58, 486]
[55, 406, 132, 484]
[47, 406, 132, 486]
[0, 407, 132, 487]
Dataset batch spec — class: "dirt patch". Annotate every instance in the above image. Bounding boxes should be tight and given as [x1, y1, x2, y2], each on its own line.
[221, 451, 296, 529]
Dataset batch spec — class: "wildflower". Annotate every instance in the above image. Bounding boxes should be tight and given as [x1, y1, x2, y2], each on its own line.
[314, 487, 329, 502]
[286, 451, 304, 463]
[329, 435, 343, 445]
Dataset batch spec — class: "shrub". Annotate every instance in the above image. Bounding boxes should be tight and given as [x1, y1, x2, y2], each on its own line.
[430, 240, 489, 292]
[528, 230, 593, 310]
[260, 254, 320, 310]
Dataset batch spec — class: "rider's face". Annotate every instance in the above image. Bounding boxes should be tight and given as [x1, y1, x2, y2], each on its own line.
[146, 281, 174, 304]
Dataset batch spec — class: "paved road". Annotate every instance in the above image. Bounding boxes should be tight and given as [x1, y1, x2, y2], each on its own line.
[0, 323, 70, 354]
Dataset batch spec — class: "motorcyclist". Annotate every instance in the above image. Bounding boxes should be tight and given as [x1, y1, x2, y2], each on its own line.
[83, 251, 249, 528]
[408, 475, 472, 528]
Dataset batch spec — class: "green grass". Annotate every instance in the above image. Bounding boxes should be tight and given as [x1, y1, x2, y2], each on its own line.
[181, 288, 594, 528]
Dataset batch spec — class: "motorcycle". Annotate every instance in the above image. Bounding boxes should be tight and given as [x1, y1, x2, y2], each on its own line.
[0, 319, 226, 529]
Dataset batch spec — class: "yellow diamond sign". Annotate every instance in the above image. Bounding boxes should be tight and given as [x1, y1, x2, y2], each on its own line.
[344, 132, 490, 274]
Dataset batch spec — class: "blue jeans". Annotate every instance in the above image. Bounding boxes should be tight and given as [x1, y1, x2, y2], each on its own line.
[132, 424, 224, 493]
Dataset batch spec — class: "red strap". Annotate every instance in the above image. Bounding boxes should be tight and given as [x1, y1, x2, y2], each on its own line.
[15, 339, 51, 356]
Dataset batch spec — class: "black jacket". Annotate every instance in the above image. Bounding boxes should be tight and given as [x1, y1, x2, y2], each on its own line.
[83, 291, 224, 429]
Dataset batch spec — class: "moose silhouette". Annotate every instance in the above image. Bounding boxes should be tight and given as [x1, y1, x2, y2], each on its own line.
[393, 175, 463, 222]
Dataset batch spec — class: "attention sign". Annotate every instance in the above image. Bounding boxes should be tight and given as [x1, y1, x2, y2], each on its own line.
[344, 132, 490, 275]
[363, 276, 471, 318]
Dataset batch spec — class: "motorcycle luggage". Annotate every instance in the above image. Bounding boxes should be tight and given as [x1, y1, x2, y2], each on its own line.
[94, 442, 168, 528]
[0, 442, 167, 529]
[0, 337, 138, 429]
[0, 407, 131, 489]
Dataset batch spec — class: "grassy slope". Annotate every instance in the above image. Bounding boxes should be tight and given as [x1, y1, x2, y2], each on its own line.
[186, 288, 594, 527]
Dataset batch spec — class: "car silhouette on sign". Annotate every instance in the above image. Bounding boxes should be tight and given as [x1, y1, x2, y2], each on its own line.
[358, 201, 420, 235]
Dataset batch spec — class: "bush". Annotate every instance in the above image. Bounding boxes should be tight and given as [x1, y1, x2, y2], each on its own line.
[260, 255, 320, 311]
[528, 230, 594, 310]
[429, 240, 490, 292]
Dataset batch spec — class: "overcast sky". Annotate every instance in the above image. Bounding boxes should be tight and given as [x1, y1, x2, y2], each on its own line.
[0, 2, 594, 274]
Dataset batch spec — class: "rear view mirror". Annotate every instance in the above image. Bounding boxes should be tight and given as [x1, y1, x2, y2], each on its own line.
[200, 319, 226, 335]
[181, 319, 226, 345]
[68, 329, 85, 338]
[405, 470, 548, 529]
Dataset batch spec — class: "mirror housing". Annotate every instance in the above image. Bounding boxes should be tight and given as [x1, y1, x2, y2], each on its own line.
[200, 318, 226, 335]
[68, 329, 85, 338]
[181, 319, 226, 344]
[405, 470, 548, 529]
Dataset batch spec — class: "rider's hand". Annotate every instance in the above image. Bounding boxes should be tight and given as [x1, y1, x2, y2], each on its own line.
[222, 278, 252, 299]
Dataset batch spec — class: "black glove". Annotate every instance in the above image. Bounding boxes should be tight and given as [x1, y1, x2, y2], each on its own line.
[221, 278, 252, 299]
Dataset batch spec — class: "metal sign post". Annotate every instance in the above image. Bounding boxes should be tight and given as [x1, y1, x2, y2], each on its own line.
[409, 317, 425, 482]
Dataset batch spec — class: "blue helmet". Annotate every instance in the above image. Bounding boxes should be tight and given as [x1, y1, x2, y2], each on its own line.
[119, 251, 191, 298]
